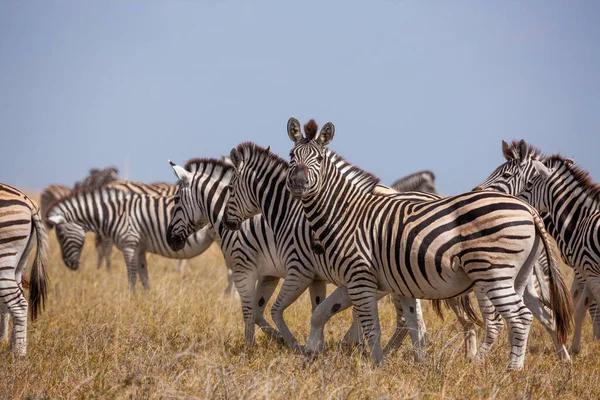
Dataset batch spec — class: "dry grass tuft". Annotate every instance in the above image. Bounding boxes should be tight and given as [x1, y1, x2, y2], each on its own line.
[1, 212, 599, 398]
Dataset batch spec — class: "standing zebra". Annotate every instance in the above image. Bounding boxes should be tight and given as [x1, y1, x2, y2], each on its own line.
[475, 140, 600, 353]
[284, 118, 572, 369]
[0, 184, 49, 357]
[167, 156, 399, 351]
[46, 187, 215, 293]
[391, 170, 438, 194]
[223, 142, 487, 360]
[73, 166, 120, 190]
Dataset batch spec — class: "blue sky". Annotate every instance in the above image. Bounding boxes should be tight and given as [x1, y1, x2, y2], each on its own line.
[1, 1, 599, 195]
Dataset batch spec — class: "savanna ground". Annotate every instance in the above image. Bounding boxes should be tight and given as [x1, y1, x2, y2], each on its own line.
[2, 213, 600, 399]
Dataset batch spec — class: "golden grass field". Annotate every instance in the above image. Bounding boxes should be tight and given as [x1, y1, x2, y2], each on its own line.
[2, 223, 600, 399]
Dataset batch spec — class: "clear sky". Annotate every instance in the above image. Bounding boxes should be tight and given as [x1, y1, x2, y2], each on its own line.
[1, 1, 599, 195]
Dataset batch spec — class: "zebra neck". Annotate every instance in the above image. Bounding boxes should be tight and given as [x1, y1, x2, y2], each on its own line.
[198, 180, 230, 238]
[251, 158, 300, 231]
[544, 169, 600, 250]
[301, 156, 367, 243]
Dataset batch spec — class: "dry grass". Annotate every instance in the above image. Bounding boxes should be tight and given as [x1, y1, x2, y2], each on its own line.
[1, 230, 600, 399]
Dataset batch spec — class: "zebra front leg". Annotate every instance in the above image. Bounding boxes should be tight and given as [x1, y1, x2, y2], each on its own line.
[233, 270, 259, 348]
[270, 275, 313, 349]
[348, 279, 384, 365]
[254, 276, 283, 343]
[138, 252, 150, 290]
[523, 277, 571, 361]
[0, 313, 9, 343]
[122, 247, 139, 293]
[384, 295, 426, 362]
[341, 291, 388, 348]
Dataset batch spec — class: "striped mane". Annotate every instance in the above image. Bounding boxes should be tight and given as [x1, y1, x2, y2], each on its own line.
[544, 154, 600, 200]
[391, 170, 435, 187]
[235, 142, 289, 170]
[327, 151, 381, 194]
[184, 158, 236, 182]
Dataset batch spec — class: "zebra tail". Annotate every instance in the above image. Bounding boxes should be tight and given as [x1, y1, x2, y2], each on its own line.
[531, 208, 573, 345]
[29, 210, 49, 321]
[432, 296, 483, 327]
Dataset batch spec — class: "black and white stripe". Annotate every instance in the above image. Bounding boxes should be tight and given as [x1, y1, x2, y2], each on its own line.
[476, 140, 600, 353]
[46, 186, 215, 293]
[0, 184, 49, 357]
[391, 170, 438, 195]
[284, 118, 573, 369]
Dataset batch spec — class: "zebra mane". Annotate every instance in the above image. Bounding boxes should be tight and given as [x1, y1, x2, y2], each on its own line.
[235, 141, 288, 170]
[184, 158, 236, 181]
[544, 154, 600, 200]
[391, 170, 435, 187]
[328, 151, 381, 193]
[502, 139, 543, 162]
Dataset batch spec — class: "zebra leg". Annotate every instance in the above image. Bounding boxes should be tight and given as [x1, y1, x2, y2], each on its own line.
[347, 275, 384, 365]
[253, 276, 283, 342]
[104, 240, 112, 270]
[233, 270, 259, 348]
[309, 280, 327, 312]
[473, 291, 504, 361]
[570, 283, 589, 355]
[444, 297, 478, 360]
[270, 275, 314, 349]
[224, 267, 239, 298]
[95, 235, 104, 269]
[383, 294, 426, 361]
[0, 313, 9, 343]
[176, 259, 186, 273]
[138, 252, 150, 290]
[1, 283, 29, 357]
[477, 283, 533, 371]
[306, 286, 353, 355]
[122, 247, 139, 293]
[523, 277, 571, 361]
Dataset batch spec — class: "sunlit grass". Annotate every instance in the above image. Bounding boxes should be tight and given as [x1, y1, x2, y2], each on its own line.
[1, 200, 599, 398]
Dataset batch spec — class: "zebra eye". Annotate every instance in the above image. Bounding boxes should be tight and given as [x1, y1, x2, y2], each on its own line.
[502, 172, 512, 178]
[316, 155, 323, 163]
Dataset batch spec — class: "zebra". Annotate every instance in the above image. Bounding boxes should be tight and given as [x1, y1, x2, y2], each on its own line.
[475, 140, 600, 353]
[0, 184, 49, 357]
[73, 166, 120, 190]
[167, 155, 412, 352]
[391, 170, 438, 194]
[222, 142, 491, 360]
[284, 117, 573, 369]
[45, 187, 215, 293]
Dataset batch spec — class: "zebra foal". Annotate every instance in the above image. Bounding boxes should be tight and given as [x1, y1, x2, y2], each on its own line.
[0, 184, 49, 356]
[284, 117, 572, 369]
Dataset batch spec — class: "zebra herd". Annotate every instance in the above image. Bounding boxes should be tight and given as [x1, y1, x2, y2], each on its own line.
[1, 118, 599, 372]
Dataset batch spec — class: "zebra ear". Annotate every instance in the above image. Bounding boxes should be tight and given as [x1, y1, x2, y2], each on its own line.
[316, 122, 335, 147]
[229, 148, 243, 170]
[287, 117, 303, 143]
[48, 215, 65, 225]
[517, 139, 528, 163]
[169, 160, 192, 185]
[532, 159, 552, 180]
[502, 140, 512, 161]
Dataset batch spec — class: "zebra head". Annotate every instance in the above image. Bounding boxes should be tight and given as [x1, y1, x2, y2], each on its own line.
[286, 117, 335, 200]
[518, 157, 572, 213]
[224, 143, 272, 231]
[474, 139, 541, 194]
[166, 161, 202, 251]
[47, 214, 85, 270]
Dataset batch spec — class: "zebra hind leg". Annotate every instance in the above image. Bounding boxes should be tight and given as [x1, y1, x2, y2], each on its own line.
[476, 283, 533, 371]
[347, 276, 384, 365]
[522, 277, 571, 361]
[0, 313, 9, 343]
[445, 297, 478, 360]
[122, 247, 140, 293]
[138, 252, 150, 290]
[2, 286, 28, 357]
[232, 270, 259, 348]
[473, 291, 504, 361]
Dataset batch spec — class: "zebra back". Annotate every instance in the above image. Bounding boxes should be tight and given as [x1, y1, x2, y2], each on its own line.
[391, 170, 437, 194]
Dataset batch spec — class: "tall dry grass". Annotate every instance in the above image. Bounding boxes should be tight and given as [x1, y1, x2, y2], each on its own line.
[1, 228, 600, 399]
